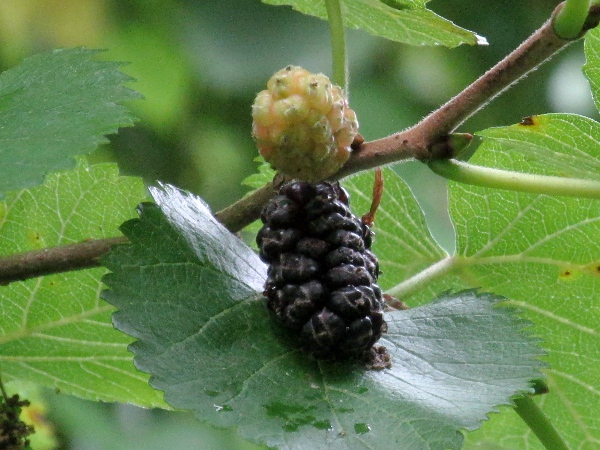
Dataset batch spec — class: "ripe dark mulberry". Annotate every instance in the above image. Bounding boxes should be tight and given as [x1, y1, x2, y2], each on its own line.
[257, 180, 387, 359]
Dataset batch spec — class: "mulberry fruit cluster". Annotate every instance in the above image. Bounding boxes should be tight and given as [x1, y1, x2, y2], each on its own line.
[252, 65, 358, 181]
[257, 180, 387, 358]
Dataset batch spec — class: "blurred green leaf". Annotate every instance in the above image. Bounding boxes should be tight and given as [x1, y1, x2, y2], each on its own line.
[0, 161, 166, 408]
[102, 183, 544, 450]
[0, 48, 139, 198]
[262, 0, 485, 47]
[106, 25, 192, 133]
[382, 0, 428, 8]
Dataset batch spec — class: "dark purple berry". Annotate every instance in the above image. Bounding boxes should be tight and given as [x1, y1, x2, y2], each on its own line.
[329, 285, 377, 319]
[308, 212, 362, 236]
[340, 317, 374, 351]
[324, 264, 372, 288]
[301, 308, 345, 353]
[326, 229, 365, 252]
[305, 198, 348, 219]
[296, 237, 330, 259]
[325, 247, 365, 268]
[278, 253, 320, 282]
[257, 227, 301, 263]
[257, 180, 387, 360]
[281, 181, 316, 205]
[261, 197, 299, 228]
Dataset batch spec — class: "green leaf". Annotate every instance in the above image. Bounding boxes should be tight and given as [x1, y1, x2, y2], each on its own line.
[0, 48, 139, 198]
[102, 184, 544, 450]
[343, 169, 452, 301]
[0, 161, 166, 408]
[261, 0, 484, 47]
[476, 114, 600, 180]
[442, 128, 600, 448]
[583, 25, 600, 112]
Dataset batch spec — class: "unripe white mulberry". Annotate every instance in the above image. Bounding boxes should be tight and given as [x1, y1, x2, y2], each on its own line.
[252, 66, 358, 181]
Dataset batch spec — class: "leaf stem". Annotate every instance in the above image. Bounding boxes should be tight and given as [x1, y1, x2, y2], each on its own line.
[429, 159, 600, 199]
[554, 0, 591, 38]
[325, 0, 348, 91]
[386, 257, 457, 300]
[514, 395, 570, 450]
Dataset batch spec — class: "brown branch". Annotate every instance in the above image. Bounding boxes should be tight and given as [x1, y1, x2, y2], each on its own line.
[1, 2, 599, 286]
[340, 2, 600, 174]
[214, 180, 279, 233]
[216, 2, 600, 230]
[0, 237, 127, 285]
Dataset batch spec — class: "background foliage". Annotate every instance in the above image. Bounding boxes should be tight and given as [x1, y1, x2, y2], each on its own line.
[0, 0, 597, 448]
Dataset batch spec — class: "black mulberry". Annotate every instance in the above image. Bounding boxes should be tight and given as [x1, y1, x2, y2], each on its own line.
[257, 180, 387, 359]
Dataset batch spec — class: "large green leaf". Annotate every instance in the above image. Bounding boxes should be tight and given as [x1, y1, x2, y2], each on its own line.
[261, 0, 484, 47]
[0, 161, 166, 408]
[435, 118, 600, 448]
[102, 182, 544, 450]
[0, 48, 139, 198]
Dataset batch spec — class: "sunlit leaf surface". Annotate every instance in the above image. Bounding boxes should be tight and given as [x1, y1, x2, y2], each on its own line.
[0, 161, 165, 408]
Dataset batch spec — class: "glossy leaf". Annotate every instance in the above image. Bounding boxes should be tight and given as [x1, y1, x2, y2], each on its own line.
[0, 161, 166, 408]
[102, 183, 544, 450]
[0, 48, 139, 198]
[261, 0, 484, 47]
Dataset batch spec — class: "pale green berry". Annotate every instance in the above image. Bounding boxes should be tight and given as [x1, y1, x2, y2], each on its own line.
[252, 65, 359, 181]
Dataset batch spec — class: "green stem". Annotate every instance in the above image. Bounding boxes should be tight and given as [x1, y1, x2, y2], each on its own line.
[324, 0, 348, 91]
[429, 159, 600, 199]
[514, 395, 570, 450]
[0, 374, 8, 402]
[386, 257, 456, 299]
[554, 0, 591, 38]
